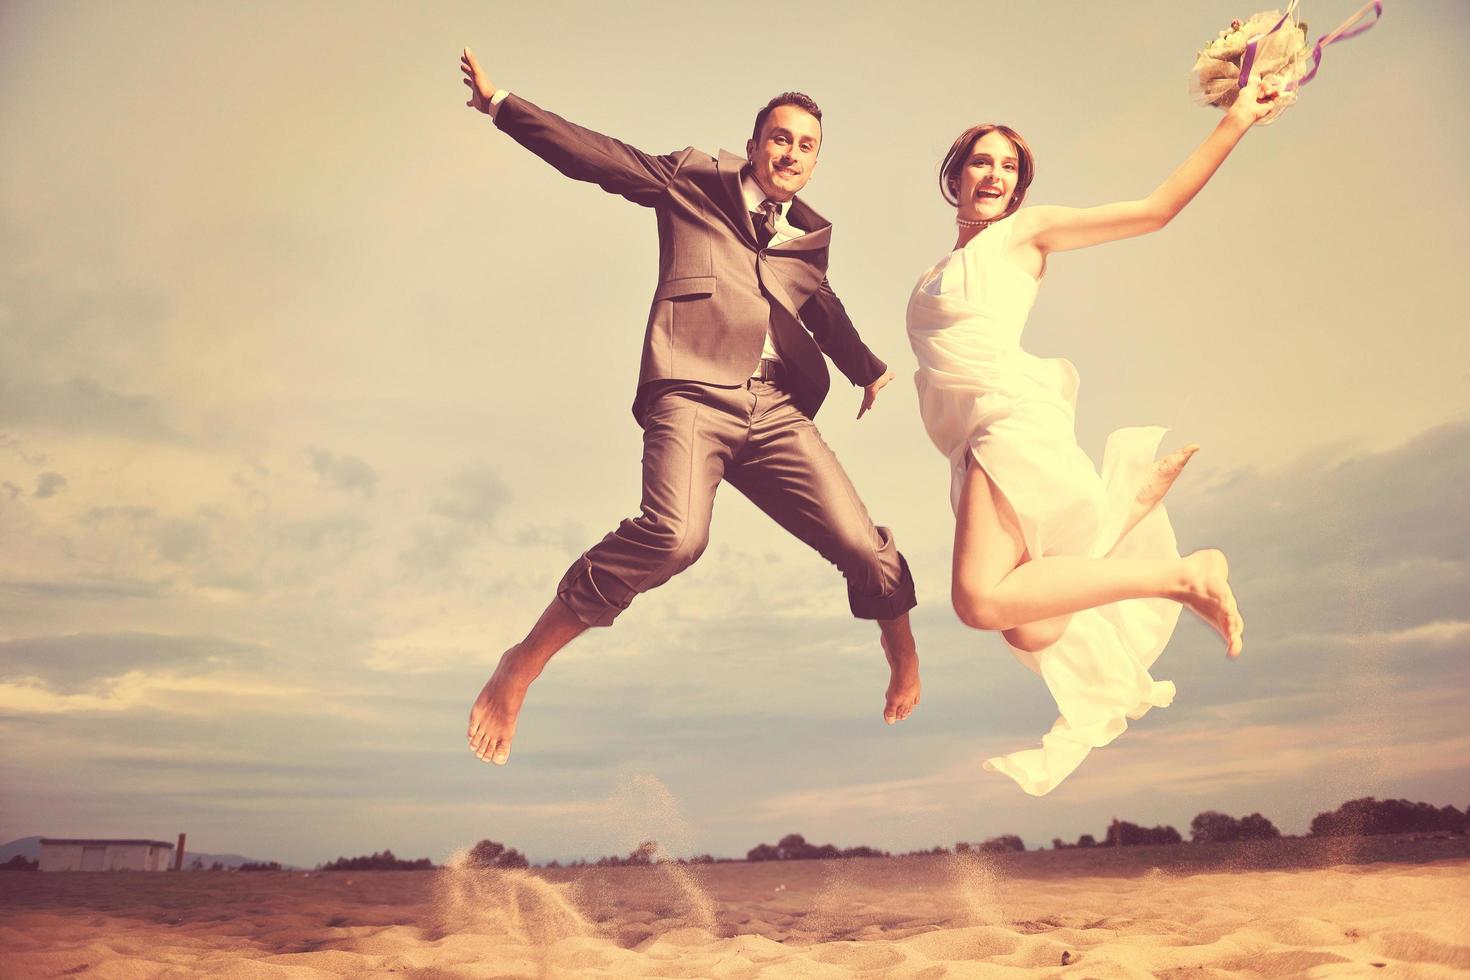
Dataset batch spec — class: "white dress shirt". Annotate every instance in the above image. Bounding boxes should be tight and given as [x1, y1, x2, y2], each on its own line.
[740, 172, 804, 368]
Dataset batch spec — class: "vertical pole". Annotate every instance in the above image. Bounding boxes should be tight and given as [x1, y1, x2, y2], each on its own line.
[175, 833, 187, 871]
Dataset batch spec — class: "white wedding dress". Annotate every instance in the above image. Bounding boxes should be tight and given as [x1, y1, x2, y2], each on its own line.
[906, 212, 1183, 796]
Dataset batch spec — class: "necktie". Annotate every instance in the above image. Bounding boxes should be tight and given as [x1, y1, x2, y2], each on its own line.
[752, 199, 780, 248]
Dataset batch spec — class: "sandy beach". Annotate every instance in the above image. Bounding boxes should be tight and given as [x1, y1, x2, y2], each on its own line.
[4, 836, 1469, 978]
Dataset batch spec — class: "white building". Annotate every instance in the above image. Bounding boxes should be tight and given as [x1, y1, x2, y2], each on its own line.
[39, 838, 175, 872]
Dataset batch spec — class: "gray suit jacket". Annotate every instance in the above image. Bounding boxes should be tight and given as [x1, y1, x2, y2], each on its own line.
[494, 94, 888, 422]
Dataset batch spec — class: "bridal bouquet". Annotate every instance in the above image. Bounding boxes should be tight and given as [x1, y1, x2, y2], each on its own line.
[1189, 10, 1309, 121]
[1188, 1, 1383, 125]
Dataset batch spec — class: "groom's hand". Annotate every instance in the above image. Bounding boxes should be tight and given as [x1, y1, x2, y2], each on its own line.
[858, 369, 894, 420]
[461, 47, 497, 113]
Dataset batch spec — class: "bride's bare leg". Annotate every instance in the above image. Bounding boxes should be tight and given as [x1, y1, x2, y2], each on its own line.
[948, 457, 1073, 653]
[953, 457, 1242, 657]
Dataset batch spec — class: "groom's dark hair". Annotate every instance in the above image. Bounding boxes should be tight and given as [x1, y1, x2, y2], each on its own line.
[751, 92, 823, 145]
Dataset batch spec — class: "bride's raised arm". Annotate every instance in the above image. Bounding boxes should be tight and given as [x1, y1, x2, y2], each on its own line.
[1014, 75, 1283, 256]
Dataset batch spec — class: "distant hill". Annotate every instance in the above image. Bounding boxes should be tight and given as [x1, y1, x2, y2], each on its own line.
[0, 836, 294, 870]
[0, 837, 44, 862]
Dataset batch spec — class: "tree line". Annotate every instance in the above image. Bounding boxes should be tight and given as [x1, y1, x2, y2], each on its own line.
[15, 795, 1453, 873]
[525, 797, 1466, 866]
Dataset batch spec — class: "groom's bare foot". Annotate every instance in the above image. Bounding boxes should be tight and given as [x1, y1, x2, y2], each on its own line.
[881, 632, 921, 724]
[1175, 549, 1244, 658]
[467, 644, 540, 765]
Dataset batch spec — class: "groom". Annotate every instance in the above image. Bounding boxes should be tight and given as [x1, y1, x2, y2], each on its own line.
[460, 47, 920, 765]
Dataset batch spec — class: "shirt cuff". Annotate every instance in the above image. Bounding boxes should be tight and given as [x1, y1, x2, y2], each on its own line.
[486, 89, 510, 120]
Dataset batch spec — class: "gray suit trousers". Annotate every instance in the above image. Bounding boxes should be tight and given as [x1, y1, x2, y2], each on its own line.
[556, 379, 917, 627]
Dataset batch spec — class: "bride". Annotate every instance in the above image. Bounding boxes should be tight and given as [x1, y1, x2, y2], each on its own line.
[906, 75, 1282, 795]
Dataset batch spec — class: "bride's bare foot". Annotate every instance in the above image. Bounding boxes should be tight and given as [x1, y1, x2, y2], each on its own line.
[881, 631, 921, 724]
[1138, 444, 1198, 511]
[467, 644, 540, 765]
[1106, 445, 1199, 556]
[1175, 549, 1244, 658]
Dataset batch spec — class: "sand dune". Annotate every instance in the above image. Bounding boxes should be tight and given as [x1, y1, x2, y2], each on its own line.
[4, 839, 1469, 978]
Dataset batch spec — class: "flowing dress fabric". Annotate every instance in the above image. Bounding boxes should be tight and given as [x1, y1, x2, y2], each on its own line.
[906, 214, 1182, 796]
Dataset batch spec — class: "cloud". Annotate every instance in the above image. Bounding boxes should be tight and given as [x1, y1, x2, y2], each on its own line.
[0, 229, 182, 442]
[274, 515, 369, 552]
[0, 577, 168, 601]
[77, 505, 213, 569]
[731, 759, 995, 824]
[1178, 420, 1470, 620]
[309, 447, 378, 496]
[511, 520, 591, 553]
[1296, 619, 1470, 649]
[0, 632, 263, 693]
[398, 523, 475, 572]
[1064, 684, 1470, 801]
[0, 433, 52, 467]
[0, 375, 182, 441]
[1152, 419, 1470, 704]
[432, 467, 509, 526]
[0, 670, 312, 717]
[154, 518, 209, 562]
[390, 466, 513, 575]
[32, 471, 67, 498]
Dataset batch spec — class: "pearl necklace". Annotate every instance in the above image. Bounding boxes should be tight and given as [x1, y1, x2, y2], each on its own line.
[955, 216, 993, 229]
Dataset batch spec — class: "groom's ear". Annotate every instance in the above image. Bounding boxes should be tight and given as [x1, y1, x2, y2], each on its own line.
[745, 138, 755, 163]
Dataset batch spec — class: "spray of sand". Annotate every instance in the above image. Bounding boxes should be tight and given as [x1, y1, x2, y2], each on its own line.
[606, 771, 718, 934]
[806, 860, 861, 941]
[438, 771, 718, 949]
[945, 850, 1004, 927]
[433, 849, 591, 945]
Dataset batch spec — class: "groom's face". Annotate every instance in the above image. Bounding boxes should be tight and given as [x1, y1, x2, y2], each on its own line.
[746, 105, 821, 202]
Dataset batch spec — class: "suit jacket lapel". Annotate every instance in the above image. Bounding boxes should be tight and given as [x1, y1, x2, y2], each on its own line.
[716, 154, 835, 255]
[783, 196, 829, 235]
[770, 196, 832, 254]
[717, 150, 759, 247]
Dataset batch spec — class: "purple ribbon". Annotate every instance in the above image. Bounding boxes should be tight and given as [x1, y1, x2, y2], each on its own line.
[1238, 0, 1384, 91]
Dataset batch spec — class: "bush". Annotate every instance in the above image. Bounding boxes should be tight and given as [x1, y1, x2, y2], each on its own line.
[745, 833, 888, 862]
[1191, 810, 1282, 843]
[1104, 821, 1181, 847]
[1310, 798, 1468, 837]
[466, 840, 529, 869]
[319, 850, 435, 871]
[1190, 811, 1240, 844]
[0, 855, 38, 871]
[974, 835, 1024, 853]
[1237, 813, 1281, 840]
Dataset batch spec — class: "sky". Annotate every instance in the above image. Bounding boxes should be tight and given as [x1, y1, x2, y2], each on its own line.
[1, 0, 1466, 869]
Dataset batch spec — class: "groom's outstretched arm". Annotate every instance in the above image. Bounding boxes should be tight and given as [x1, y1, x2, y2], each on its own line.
[801, 278, 890, 414]
[802, 279, 886, 385]
[462, 48, 685, 207]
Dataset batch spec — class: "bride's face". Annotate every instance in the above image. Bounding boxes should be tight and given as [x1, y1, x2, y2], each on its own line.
[955, 130, 1021, 221]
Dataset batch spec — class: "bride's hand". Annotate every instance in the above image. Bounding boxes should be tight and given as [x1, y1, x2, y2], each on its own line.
[1228, 73, 1285, 127]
